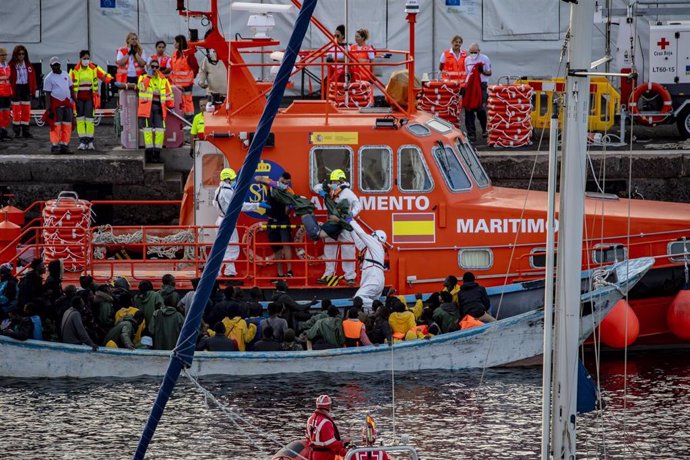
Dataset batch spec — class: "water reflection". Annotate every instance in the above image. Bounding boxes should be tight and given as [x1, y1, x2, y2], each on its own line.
[0, 353, 688, 459]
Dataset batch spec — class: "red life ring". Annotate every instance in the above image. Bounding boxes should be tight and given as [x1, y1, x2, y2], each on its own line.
[629, 82, 673, 126]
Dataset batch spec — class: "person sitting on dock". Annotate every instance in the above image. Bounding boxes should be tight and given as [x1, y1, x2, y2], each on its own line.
[305, 305, 344, 350]
[214, 167, 268, 278]
[197, 322, 238, 352]
[306, 394, 347, 460]
[433, 290, 460, 333]
[342, 307, 373, 347]
[458, 272, 495, 323]
[253, 324, 283, 351]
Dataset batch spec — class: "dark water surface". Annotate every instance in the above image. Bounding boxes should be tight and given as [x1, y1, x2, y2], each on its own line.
[1, 352, 688, 459]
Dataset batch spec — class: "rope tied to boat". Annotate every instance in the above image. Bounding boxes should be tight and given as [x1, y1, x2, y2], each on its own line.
[181, 368, 309, 460]
[92, 224, 196, 259]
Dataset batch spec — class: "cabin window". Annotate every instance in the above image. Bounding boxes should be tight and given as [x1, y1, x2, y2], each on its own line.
[426, 118, 453, 134]
[530, 248, 557, 269]
[310, 146, 353, 190]
[398, 146, 433, 192]
[454, 138, 490, 188]
[406, 123, 431, 137]
[359, 146, 392, 193]
[432, 145, 472, 192]
[458, 249, 493, 270]
[592, 244, 627, 264]
[668, 239, 690, 263]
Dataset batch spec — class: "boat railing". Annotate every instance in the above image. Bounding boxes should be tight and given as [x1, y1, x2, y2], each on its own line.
[343, 446, 419, 460]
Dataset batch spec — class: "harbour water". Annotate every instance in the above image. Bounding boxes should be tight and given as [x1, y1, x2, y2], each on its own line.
[0, 352, 688, 459]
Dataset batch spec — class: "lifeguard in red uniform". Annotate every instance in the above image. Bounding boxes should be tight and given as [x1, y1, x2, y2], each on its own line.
[306, 394, 347, 460]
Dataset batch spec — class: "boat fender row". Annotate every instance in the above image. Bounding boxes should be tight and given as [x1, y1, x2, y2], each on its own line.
[487, 84, 534, 148]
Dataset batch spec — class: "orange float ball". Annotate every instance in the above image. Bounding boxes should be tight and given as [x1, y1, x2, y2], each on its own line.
[667, 288, 690, 341]
[599, 299, 640, 349]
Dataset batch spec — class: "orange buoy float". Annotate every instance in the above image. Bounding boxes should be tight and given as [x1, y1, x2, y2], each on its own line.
[487, 84, 533, 148]
[42, 191, 92, 272]
[599, 299, 640, 348]
[666, 287, 690, 340]
[328, 81, 374, 108]
[628, 82, 673, 126]
[417, 79, 462, 126]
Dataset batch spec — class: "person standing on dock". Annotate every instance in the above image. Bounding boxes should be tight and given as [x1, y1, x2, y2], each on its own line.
[43, 57, 74, 154]
[115, 32, 147, 89]
[439, 35, 467, 79]
[306, 394, 347, 460]
[0, 48, 12, 141]
[69, 50, 113, 151]
[137, 58, 174, 163]
[8, 45, 37, 139]
[463, 43, 492, 142]
[213, 167, 269, 278]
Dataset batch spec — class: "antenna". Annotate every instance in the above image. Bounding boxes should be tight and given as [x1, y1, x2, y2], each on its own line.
[231, 2, 295, 39]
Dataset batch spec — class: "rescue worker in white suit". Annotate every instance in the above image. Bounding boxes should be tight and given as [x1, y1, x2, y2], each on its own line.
[213, 167, 269, 277]
[349, 220, 386, 312]
[313, 169, 362, 286]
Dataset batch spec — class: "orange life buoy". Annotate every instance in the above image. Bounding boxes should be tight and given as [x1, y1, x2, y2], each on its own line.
[629, 82, 673, 126]
[242, 222, 276, 267]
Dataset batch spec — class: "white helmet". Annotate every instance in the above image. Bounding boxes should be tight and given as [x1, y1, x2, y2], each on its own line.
[316, 394, 332, 409]
[372, 230, 387, 244]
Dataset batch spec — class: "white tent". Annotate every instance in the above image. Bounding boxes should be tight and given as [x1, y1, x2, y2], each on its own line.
[0, 0, 671, 89]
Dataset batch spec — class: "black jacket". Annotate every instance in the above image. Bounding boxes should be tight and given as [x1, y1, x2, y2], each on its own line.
[197, 334, 238, 352]
[458, 282, 491, 318]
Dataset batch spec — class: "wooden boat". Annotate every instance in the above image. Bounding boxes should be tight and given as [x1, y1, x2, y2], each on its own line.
[0, 258, 653, 379]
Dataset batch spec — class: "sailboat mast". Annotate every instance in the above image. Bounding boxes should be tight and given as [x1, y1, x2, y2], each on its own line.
[550, 1, 595, 459]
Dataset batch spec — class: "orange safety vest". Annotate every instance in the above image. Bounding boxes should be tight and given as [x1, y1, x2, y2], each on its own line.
[459, 314, 484, 330]
[441, 49, 467, 81]
[412, 324, 429, 336]
[0, 64, 12, 97]
[349, 44, 374, 81]
[115, 47, 144, 84]
[137, 73, 173, 119]
[170, 51, 194, 87]
[342, 319, 364, 347]
[153, 53, 171, 71]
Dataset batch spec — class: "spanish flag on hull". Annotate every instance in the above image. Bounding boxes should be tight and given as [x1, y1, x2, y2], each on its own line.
[392, 213, 436, 244]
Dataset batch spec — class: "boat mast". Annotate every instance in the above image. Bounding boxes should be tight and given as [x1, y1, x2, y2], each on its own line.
[549, 1, 595, 459]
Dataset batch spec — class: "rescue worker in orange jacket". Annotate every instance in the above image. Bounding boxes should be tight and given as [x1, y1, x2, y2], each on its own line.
[137, 59, 174, 163]
[170, 35, 198, 120]
[349, 28, 375, 82]
[8, 45, 37, 139]
[343, 307, 373, 347]
[438, 35, 467, 81]
[115, 32, 147, 89]
[306, 394, 347, 460]
[69, 50, 113, 151]
[149, 41, 172, 77]
[0, 47, 12, 141]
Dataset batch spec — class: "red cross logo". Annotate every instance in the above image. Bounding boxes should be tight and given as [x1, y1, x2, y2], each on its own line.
[658, 37, 670, 50]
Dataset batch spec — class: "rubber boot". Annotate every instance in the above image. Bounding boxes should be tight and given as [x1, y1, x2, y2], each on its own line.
[152, 148, 161, 163]
[0, 128, 9, 141]
[144, 148, 153, 163]
[22, 125, 33, 139]
[13, 125, 21, 138]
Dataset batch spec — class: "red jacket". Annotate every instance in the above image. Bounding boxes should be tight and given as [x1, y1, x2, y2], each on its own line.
[9, 60, 37, 93]
[462, 62, 483, 111]
[306, 409, 346, 460]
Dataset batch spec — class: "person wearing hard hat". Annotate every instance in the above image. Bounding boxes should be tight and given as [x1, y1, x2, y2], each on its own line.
[347, 220, 386, 313]
[313, 169, 361, 286]
[306, 394, 347, 460]
[213, 167, 270, 278]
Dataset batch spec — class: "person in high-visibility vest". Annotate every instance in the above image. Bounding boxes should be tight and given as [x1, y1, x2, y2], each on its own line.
[137, 59, 173, 163]
[349, 28, 375, 82]
[148, 41, 172, 77]
[115, 32, 147, 89]
[69, 50, 113, 151]
[438, 34, 467, 79]
[189, 97, 212, 157]
[0, 47, 12, 141]
[170, 35, 198, 120]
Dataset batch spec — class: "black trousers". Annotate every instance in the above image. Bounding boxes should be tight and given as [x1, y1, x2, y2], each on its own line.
[465, 82, 488, 139]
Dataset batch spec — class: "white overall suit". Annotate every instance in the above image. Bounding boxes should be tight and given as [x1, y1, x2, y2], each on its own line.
[349, 220, 385, 312]
[314, 182, 361, 281]
[213, 181, 260, 276]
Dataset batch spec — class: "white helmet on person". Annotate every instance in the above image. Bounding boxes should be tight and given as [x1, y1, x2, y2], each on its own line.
[372, 230, 387, 244]
[315, 394, 332, 409]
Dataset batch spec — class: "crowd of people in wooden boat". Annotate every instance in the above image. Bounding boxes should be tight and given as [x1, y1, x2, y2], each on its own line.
[0, 258, 496, 351]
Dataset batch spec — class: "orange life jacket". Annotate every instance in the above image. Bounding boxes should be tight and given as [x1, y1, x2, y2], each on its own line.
[412, 324, 429, 336]
[459, 314, 484, 330]
[441, 49, 467, 81]
[349, 44, 374, 81]
[0, 64, 12, 97]
[343, 319, 364, 347]
[170, 52, 194, 87]
[115, 47, 144, 84]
